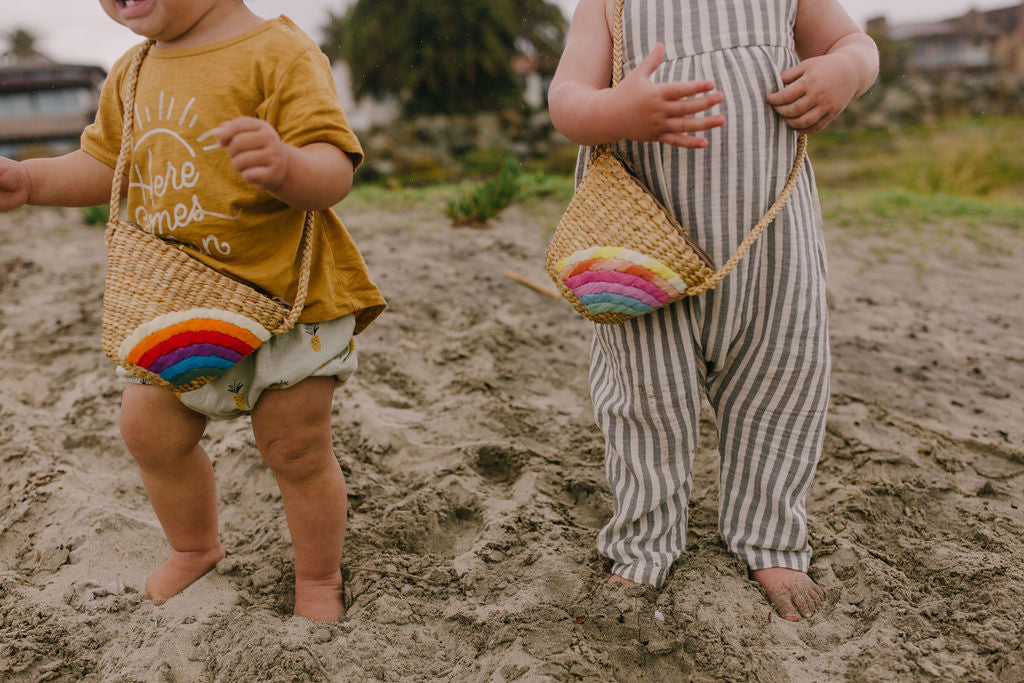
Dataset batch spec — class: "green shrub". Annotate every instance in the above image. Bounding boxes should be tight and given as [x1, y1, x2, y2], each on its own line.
[82, 204, 110, 227]
[459, 147, 515, 176]
[445, 160, 521, 226]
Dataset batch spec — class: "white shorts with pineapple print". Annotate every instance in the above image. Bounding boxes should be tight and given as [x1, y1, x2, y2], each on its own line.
[117, 314, 358, 420]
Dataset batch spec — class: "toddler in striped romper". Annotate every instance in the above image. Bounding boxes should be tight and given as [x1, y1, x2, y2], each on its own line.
[548, 0, 878, 621]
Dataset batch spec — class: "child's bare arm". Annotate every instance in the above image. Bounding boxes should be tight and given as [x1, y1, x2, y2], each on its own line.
[214, 117, 354, 210]
[0, 151, 115, 211]
[766, 0, 879, 134]
[548, 0, 725, 148]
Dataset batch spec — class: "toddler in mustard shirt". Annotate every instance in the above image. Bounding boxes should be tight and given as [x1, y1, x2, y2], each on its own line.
[0, 0, 386, 622]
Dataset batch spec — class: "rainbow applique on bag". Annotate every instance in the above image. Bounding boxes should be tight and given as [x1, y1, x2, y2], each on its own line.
[551, 246, 691, 318]
[116, 309, 273, 388]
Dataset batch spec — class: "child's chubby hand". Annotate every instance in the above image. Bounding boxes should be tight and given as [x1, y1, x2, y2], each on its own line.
[213, 117, 290, 192]
[609, 42, 725, 148]
[0, 157, 32, 211]
[767, 53, 861, 134]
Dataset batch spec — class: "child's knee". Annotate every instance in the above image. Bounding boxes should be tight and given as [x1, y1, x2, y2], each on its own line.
[119, 386, 204, 463]
[256, 430, 333, 481]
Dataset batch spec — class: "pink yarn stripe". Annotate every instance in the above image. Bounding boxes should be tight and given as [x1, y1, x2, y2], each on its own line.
[562, 258, 678, 299]
[564, 269, 671, 304]
[572, 281, 664, 308]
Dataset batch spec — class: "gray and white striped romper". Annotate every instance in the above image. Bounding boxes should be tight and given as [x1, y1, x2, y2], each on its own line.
[583, 0, 830, 587]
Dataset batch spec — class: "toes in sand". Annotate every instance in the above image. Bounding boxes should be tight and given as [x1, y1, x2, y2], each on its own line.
[294, 574, 345, 622]
[750, 567, 826, 622]
[144, 545, 226, 605]
[607, 574, 640, 588]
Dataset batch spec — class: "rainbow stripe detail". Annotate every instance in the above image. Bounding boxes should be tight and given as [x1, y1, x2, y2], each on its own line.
[556, 247, 689, 317]
[118, 309, 272, 387]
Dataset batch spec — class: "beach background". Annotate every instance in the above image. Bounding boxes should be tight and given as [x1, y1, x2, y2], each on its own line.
[1, 117, 1022, 680]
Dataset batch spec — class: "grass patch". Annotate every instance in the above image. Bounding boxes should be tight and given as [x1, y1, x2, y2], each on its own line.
[346, 181, 464, 211]
[445, 160, 522, 226]
[820, 188, 1024, 258]
[821, 189, 1024, 231]
[813, 116, 1024, 200]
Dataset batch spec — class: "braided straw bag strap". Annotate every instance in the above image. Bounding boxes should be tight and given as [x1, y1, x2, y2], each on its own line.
[593, 0, 807, 296]
[106, 40, 314, 333]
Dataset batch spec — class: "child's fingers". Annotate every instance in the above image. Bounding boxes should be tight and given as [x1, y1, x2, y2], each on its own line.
[239, 165, 277, 188]
[663, 91, 724, 117]
[228, 148, 275, 174]
[663, 113, 726, 134]
[766, 78, 807, 106]
[636, 42, 666, 78]
[234, 155, 286, 190]
[213, 116, 266, 146]
[778, 63, 806, 85]
[770, 95, 814, 120]
[222, 129, 275, 157]
[658, 132, 710, 149]
[791, 116, 832, 135]
[660, 79, 716, 100]
[781, 106, 826, 132]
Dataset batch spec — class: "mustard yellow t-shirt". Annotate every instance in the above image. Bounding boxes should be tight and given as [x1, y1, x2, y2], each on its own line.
[82, 17, 385, 332]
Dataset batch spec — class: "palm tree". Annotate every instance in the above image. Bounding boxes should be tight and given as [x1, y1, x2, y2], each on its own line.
[3, 28, 49, 62]
[321, 0, 567, 115]
[320, 10, 346, 63]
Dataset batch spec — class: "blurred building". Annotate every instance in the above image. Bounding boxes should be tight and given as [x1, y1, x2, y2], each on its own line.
[332, 61, 399, 132]
[867, 3, 1024, 75]
[0, 59, 106, 158]
[512, 54, 546, 109]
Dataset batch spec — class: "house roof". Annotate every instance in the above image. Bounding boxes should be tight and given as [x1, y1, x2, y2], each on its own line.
[889, 22, 960, 41]
[0, 62, 106, 94]
[886, 2, 1021, 41]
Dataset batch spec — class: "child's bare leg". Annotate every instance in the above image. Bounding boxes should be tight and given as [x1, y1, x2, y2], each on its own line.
[120, 384, 224, 604]
[250, 377, 346, 622]
[750, 567, 825, 621]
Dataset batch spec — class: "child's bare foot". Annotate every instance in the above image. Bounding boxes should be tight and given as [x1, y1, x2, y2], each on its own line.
[750, 567, 825, 621]
[608, 574, 639, 587]
[294, 574, 345, 622]
[144, 545, 225, 605]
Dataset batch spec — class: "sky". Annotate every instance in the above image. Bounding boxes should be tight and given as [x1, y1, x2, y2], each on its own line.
[1, 0, 1018, 70]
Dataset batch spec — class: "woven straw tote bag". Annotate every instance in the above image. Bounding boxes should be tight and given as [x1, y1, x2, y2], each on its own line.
[101, 41, 314, 393]
[545, 0, 807, 324]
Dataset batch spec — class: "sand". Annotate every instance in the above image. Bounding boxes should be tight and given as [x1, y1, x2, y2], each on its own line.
[0, 192, 1021, 682]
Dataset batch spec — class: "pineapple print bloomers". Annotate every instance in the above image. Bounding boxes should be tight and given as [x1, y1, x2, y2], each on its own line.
[119, 315, 358, 419]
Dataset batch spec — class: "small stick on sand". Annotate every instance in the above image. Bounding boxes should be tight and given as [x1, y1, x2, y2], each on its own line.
[504, 271, 560, 299]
